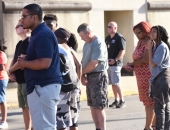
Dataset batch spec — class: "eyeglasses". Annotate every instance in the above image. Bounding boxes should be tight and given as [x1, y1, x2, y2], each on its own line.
[135, 31, 142, 36]
[15, 25, 23, 29]
[107, 26, 114, 29]
[21, 14, 33, 19]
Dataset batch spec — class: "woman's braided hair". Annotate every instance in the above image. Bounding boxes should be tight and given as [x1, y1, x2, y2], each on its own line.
[151, 25, 170, 50]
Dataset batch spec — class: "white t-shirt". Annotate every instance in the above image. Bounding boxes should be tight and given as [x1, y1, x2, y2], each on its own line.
[58, 44, 76, 70]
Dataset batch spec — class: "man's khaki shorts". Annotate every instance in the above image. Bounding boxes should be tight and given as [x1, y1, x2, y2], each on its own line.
[17, 83, 28, 108]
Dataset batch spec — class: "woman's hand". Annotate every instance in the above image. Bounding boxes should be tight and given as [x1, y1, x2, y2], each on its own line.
[127, 62, 133, 66]
[123, 65, 133, 72]
[147, 40, 154, 50]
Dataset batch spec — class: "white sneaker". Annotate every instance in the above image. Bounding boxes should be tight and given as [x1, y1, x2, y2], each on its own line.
[0, 122, 8, 129]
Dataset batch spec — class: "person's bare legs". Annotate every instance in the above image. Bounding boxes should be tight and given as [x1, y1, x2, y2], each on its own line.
[112, 85, 124, 101]
[0, 102, 7, 122]
[152, 114, 156, 130]
[95, 108, 106, 130]
[90, 107, 106, 130]
[22, 107, 32, 130]
[112, 85, 118, 100]
[145, 105, 156, 129]
[90, 107, 100, 129]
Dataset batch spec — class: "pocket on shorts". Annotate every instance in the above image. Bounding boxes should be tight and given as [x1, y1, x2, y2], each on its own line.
[113, 71, 120, 85]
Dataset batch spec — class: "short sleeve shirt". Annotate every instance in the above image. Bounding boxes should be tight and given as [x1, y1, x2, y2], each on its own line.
[150, 41, 170, 83]
[0, 51, 8, 80]
[105, 32, 126, 66]
[25, 23, 62, 94]
[13, 38, 29, 83]
[82, 36, 108, 73]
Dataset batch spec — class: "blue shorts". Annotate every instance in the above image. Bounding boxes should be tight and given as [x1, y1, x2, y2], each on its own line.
[0, 79, 8, 103]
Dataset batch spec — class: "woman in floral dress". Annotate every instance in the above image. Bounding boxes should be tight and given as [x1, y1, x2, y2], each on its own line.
[125, 22, 156, 130]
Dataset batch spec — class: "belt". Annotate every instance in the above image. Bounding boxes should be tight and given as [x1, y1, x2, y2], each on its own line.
[87, 71, 104, 75]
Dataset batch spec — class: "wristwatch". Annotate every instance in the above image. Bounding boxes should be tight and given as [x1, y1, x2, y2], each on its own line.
[7, 69, 11, 75]
[114, 58, 117, 62]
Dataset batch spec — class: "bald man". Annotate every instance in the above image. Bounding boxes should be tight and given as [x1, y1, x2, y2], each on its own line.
[105, 21, 126, 108]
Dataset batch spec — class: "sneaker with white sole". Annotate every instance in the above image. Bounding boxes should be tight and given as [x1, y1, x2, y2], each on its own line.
[0, 122, 8, 129]
[116, 100, 125, 108]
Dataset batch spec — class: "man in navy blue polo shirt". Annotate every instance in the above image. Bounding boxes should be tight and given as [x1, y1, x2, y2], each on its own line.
[18, 4, 62, 130]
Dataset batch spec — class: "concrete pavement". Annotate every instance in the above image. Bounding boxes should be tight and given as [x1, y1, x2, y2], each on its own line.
[6, 95, 145, 130]
[6, 76, 139, 108]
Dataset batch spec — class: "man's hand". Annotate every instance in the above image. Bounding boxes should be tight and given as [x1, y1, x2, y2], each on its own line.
[108, 59, 115, 65]
[81, 75, 88, 86]
[7, 69, 11, 76]
[9, 73, 16, 82]
[17, 56, 26, 70]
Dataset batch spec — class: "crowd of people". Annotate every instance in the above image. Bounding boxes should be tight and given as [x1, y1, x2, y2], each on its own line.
[0, 3, 169, 130]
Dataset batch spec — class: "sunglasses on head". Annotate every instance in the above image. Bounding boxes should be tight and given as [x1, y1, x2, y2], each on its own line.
[15, 25, 23, 29]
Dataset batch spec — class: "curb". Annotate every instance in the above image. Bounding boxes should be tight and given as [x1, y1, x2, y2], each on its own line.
[7, 90, 138, 109]
[7, 102, 18, 109]
[80, 90, 138, 101]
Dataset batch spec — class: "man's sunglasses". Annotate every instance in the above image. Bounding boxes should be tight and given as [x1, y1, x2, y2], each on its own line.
[107, 26, 114, 29]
